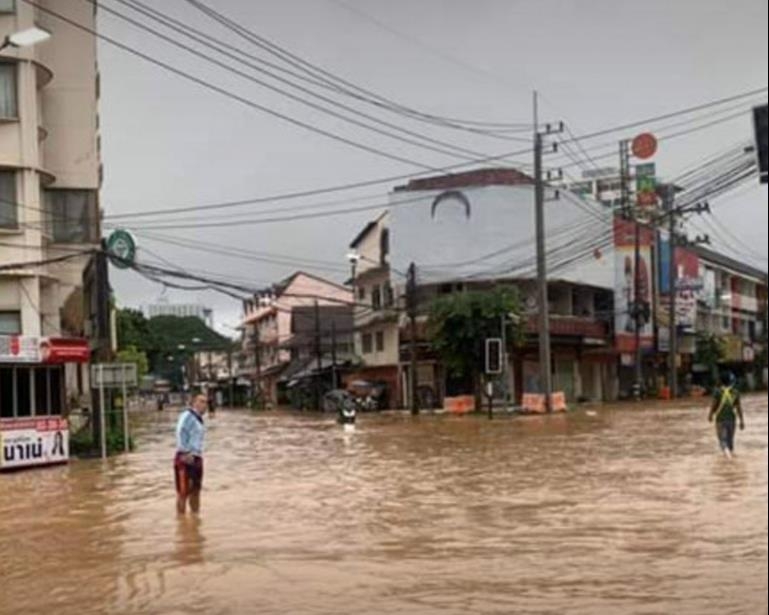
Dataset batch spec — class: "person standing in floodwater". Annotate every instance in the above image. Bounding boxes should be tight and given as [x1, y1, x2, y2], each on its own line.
[708, 373, 745, 459]
[174, 394, 207, 514]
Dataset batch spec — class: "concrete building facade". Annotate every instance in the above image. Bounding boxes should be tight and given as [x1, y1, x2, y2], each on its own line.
[1, 1, 101, 411]
[1, 1, 100, 338]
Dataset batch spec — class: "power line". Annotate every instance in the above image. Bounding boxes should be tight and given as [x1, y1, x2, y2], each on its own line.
[113, 103, 760, 232]
[0, 248, 96, 272]
[183, 0, 535, 134]
[102, 90, 766, 223]
[25, 0, 457, 172]
[96, 0, 529, 166]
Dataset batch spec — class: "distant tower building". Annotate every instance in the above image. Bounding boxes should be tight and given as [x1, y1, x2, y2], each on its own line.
[143, 303, 214, 327]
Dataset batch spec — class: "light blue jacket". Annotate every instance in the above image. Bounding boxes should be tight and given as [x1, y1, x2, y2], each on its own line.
[176, 408, 206, 456]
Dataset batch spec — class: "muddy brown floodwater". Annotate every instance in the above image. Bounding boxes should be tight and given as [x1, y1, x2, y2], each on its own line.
[1, 397, 767, 615]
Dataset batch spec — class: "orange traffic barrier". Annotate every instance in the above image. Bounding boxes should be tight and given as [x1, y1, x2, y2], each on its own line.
[522, 393, 546, 414]
[551, 391, 568, 412]
[521, 392, 568, 413]
[444, 395, 475, 414]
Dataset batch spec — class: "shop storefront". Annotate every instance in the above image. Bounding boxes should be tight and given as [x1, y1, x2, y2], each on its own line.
[1, 335, 89, 471]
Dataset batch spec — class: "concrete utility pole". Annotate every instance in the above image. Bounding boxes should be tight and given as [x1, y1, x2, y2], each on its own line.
[406, 262, 419, 415]
[314, 300, 322, 411]
[330, 320, 338, 391]
[658, 185, 709, 400]
[619, 139, 645, 399]
[664, 185, 679, 400]
[533, 92, 557, 412]
[251, 324, 262, 409]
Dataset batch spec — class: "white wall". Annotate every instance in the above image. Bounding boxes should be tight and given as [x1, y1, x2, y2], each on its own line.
[389, 185, 614, 289]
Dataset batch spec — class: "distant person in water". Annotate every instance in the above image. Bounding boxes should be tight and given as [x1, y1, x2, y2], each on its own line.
[708, 372, 745, 459]
[175, 394, 207, 514]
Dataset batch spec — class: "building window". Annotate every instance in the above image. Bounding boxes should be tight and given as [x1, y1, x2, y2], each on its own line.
[16, 367, 31, 417]
[362, 333, 373, 354]
[45, 189, 98, 243]
[0, 367, 12, 417]
[371, 285, 382, 310]
[375, 331, 385, 352]
[0, 0, 15, 13]
[722, 316, 730, 331]
[380, 228, 390, 264]
[34, 368, 50, 416]
[0, 310, 21, 335]
[0, 170, 17, 228]
[383, 283, 394, 307]
[0, 63, 17, 118]
[357, 286, 366, 301]
[0, 366, 64, 418]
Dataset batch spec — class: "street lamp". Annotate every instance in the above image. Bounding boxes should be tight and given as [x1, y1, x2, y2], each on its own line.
[0, 27, 52, 52]
[347, 250, 360, 283]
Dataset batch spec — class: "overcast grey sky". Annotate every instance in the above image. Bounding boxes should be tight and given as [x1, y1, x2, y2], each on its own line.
[98, 0, 768, 334]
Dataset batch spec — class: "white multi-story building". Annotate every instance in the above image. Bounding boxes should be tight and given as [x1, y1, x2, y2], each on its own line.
[143, 303, 213, 327]
[1, 1, 100, 339]
[1, 1, 99, 440]
[348, 168, 619, 408]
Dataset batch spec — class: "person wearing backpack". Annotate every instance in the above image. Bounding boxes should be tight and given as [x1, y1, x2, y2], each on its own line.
[708, 372, 745, 459]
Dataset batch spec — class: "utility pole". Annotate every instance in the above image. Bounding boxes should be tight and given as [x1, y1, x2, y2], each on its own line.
[330, 320, 338, 390]
[85, 241, 111, 453]
[500, 313, 509, 410]
[619, 139, 644, 399]
[251, 324, 262, 409]
[314, 299, 322, 411]
[227, 347, 234, 407]
[533, 92, 558, 412]
[657, 185, 709, 400]
[664, 184, 679, 400]
[406, 262, 419, 415]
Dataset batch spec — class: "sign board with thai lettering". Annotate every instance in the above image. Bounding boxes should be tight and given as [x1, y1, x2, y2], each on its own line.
[0, 418, 69, 471]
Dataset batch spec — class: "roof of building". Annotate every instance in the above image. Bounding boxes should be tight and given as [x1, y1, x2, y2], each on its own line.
[695, 245, 768, 282]
[273, 270, 350, 296]
[349, 211, 388, 249]
[393, 167, 534, 192]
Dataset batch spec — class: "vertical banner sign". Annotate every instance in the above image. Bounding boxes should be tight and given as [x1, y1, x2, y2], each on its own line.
[613, 218, 655, 355]
[635, 163, 658, 208]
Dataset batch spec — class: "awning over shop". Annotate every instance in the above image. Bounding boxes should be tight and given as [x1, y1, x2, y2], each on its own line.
[40, 337, 90, 364]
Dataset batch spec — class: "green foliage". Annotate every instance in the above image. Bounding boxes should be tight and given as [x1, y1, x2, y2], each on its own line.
[116, 308, 152, 350]
[69, 426, 134, 457]
[428, 287, 523, 389]
[695, 333, 725, 388]
[146, 315, 232, 353]
[115, 345, 149, 380]
[114, 308, 235, 380]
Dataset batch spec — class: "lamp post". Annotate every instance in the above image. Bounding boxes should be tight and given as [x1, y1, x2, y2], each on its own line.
[0, 27, 52, 52]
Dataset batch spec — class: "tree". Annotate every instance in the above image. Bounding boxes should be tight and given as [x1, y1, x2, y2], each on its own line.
[114, 308, 234, 379]
[116, 308, 152, 351]
[695, 332, 725, 390]
[428, 287, 522, 410]
[115, 345, 149, 380]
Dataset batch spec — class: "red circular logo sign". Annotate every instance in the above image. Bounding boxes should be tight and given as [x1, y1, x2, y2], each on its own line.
[632, 133, 658, 159]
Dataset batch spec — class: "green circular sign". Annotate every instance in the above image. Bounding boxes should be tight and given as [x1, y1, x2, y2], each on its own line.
[106, 229, 136, 269]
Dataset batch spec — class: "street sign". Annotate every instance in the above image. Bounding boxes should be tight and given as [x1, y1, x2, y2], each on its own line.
[635, 162, 658, 207]
[631, 133, 658, 160]
[91, 363, 138, 388]
[485, 338, 503, 375]
[106, 229, 137, 269]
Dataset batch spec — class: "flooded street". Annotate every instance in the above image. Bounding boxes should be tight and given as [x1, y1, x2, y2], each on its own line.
[1, 397, 767, 615]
